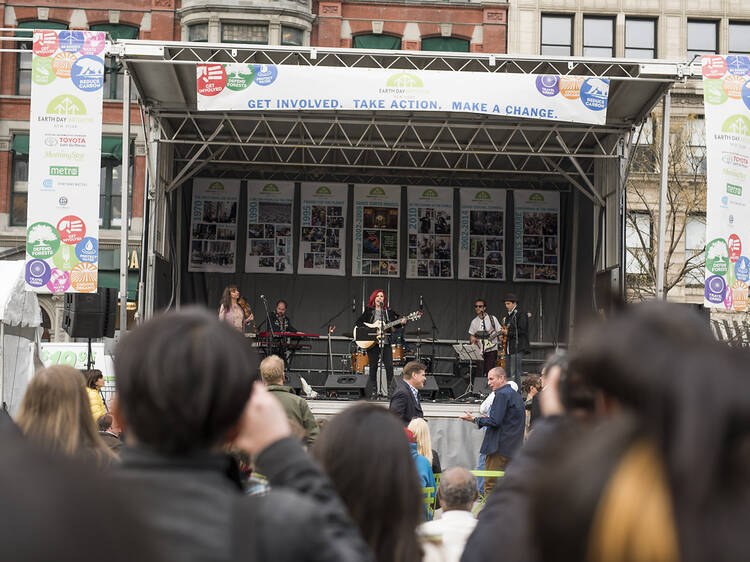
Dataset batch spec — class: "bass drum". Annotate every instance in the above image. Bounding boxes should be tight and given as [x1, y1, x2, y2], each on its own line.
[391, 344, 405, 365]
[351, 351, 369, 373]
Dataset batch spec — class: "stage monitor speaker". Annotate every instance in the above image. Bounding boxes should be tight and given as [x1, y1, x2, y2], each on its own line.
[472, 377, 491, 396]
[417, 375, 439, 400]
[432, 375, 468, 400]
[284, 372, 303, 395]
[63, 289, 117, 339]
[324, 374, 368, 398]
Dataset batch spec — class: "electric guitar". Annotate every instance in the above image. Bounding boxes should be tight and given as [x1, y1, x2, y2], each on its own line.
[354, 311, 422, 350]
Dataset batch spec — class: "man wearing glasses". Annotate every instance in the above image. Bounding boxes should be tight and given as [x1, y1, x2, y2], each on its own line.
[468, 299, 501, 376]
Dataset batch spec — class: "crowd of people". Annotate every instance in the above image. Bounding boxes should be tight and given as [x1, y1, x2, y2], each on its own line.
[2, 301, 749, 561]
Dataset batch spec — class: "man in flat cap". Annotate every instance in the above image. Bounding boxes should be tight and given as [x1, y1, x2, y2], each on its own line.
[501, 293, 529, 390]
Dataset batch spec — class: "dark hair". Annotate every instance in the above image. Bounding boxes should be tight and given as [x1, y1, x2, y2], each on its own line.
[474, 298, 486, 307]
[84, 369, 103, 389]
[97, 413, 113, 432]
[275, 299, 288, 308]
[219, 285, 238, 313]
[115, 307, 259, 455]
[402, 361, 426, 379]
[522, 374, 542, 395]
[312, 404, 422, 562]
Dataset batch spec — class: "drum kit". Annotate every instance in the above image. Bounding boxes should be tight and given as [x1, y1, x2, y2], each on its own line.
[347, 328, 428, 373]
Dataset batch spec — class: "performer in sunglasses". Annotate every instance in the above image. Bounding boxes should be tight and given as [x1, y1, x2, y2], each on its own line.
[468, 299, 501, 377]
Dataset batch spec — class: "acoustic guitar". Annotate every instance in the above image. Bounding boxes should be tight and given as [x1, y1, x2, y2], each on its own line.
[353, 311, 422, 350]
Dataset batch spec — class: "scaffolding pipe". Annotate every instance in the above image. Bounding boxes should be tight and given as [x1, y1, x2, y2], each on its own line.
[656, 90, 671, 299]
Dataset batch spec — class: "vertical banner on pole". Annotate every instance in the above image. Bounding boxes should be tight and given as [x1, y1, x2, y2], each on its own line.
[352, 185, 401, 277]
[298, 183, 348, 276]
[702, 55, 750, 310]
[188, 178, 240, 272]
[407, 186, 453, 279]
[245, 181, 294, 274]
[458, 188, 506, 280]
[513, 190, 560, 283]
[25, 30, 104, 293]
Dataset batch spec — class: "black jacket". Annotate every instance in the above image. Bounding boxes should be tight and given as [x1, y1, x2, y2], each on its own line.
[502, 308, 530, 354]
[389, 379, 424, 425]
[355, 307, 400, 327]
[114, 437, 374, 562]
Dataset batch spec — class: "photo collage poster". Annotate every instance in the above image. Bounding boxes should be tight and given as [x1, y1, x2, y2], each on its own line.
[246, 181, 294, 274]
[458, 188, 506, 280]
[352, 185, 401, 277]
[407, 186, 453, 279]
[298, 183, 348, 276]
[513, 190, 560, 283]
[188, 178, 241, 272]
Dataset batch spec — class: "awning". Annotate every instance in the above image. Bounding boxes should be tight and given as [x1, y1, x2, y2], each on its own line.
[98, 271, 138, 301]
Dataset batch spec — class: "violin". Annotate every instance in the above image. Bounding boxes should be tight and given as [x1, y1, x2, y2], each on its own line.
[238, 297, 257, 334]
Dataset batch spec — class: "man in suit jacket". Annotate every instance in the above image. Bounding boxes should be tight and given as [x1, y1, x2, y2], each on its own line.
[389, 361, 427, 425]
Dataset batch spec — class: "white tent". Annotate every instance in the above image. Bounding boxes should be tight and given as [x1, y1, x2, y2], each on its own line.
[0, 261, 42, 416]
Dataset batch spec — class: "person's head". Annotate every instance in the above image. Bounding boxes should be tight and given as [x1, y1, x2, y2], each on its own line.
[474, 299, 486, 315]
[504, 293, 518, 313]
[84, 369, 104, 390]
[97, 413, 114, 433]
[275, 299, 287, 317]
[402, 361, 426, 389]
[220, 285, 239, 311]
[438, 467, 478, 512]
[523, 374, 543, 397]
[487, 367, 507, 391]
[114, 307, 258, 456]
[260, 355, 285, 386]
[407, 417, 433, 466]
[312, 404, 422, 562]
[367, 289, 387, 308]
[16, 366, 113, 465]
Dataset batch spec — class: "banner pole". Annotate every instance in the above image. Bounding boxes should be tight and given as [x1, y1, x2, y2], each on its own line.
[656, 89, 671, 300]
[119, 69, 131, 336]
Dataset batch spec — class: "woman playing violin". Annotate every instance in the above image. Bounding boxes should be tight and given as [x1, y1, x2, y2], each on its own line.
[218, 285, 254, 332]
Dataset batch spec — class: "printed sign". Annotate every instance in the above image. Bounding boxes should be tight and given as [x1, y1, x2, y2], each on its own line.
[246, 181, 295, 274]
[188, 178, 241, 273]
[458, 188, 506, 280]
[513, 190, 560, 283]
[26, 30, 104, 293]
[299, 183, 348, 276]
[406, 186, 453, 279]
[353, 185, 401, 277]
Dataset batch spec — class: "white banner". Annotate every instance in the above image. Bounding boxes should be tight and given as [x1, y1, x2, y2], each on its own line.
[188, 178, 240, 273]
[458, 188, 506, 281]
[702, 56, 750, 310]
[513, 190, 560, 283]
[246, 181, 295, 274]
[298, 183, 348, 276]
[407, 186, 453, 279]
[353, 185, 401, 277]
[25, 30, 104, 293]
[40, 342, 114, 387]
[197, 64, 609, 125]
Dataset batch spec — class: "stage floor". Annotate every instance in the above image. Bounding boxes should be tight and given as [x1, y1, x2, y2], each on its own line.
[308, 398, 482, 419]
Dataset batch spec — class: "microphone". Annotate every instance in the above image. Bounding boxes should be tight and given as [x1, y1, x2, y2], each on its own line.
[352, 298, 356, 313]
[260, 294, 266, 301]
[419, 295, 423, 310]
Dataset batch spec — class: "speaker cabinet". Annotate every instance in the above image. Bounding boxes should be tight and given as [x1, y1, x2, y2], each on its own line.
[432, 375, 468, 399]
[472, 376, 492, 396]
[63, 289, 117, 339]
[417, 375, 439, 400]
[324, 374, 368, 398]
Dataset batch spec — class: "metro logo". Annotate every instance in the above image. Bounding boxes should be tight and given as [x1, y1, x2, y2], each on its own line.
[50, 166, 79, 176]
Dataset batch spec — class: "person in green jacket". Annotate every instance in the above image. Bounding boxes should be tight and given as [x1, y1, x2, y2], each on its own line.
[260, 355, 319, 446]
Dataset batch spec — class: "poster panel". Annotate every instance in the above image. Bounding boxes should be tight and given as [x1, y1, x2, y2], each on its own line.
[513, 190, 560, 283]
[458, 188, 506, 281]
[188, 178, 240, 272]
[701, 55, 750, 310]
[25, 30, 104, 293]
[246, 181, 294, 274]
[197, 65, 609, 125]
[407, 186, 453, 279]
[298, 183, 348, 276]
[353, 185, 401, 277]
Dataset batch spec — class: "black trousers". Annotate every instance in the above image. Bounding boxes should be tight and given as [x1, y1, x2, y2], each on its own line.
[367, 342, 394, 395]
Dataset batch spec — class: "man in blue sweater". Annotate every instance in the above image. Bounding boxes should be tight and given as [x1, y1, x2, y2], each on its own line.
[460, 367, 525, 496]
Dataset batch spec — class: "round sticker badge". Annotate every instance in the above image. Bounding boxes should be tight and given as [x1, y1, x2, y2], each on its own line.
[32, 56, 55, 86]
[728, 233, 742, 262]
[253, 65, 278, 86]
[741, 79, 750, 112]
[703, 79, 728, 105]
[57, 215, 86, 245]
[559, 77, 584, 100]
[46, 268, 71, 293]
[75, 237, 99, 263]
[723, 75, 746, 100]
[579, 77, 609, 111]
[702, 55, 727, 79]
[58, 31, 85, 53]
[33, 30, 59, 57]
[70, 263, 98, 293]
[81, 32, 105, 56]
[27, 222, 61, 259]
[70, 55, 104, 92]
[52, 244, 80, 272]
[705, 275, 726, 304]
[725, 55, 750, 76]
[197, 64, 227, 96]
[724, 287, 734, 310]
[735, 256, 750, 282]
[52, 52, 78, 79]
[225, 64, 255, 91]
[25, 259, 52, 288]
[535, 75, 560, 97]
[706, 238, 730, 275]
[732, 281, 748, 311]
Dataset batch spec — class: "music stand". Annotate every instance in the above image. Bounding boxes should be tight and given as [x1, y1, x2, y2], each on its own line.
[453, 344, 484, 400]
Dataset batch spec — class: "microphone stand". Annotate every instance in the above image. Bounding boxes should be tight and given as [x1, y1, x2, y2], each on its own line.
[259, 295, 275, 358]
[320, 302, 351, 374]
[420, 295, 439, 374]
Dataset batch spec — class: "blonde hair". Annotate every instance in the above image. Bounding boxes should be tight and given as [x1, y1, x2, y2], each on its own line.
[586, 439, 679, 562]
[407, 417, 432, 467]
[260, 354, 284, 385]
[16, 365, 114, 466]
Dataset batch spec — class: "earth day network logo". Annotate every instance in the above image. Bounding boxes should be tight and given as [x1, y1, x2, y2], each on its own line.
[369, 187, 386, 196]
[722, 114, 750, 137]
[263, 183, 279, 192]
[46, 94, 86, 115]
[386, 72, 423, 89]
[530, 193, 544, 201]
[421, 189, 438, 198]
[473, 191, 491, 201]
[316, 186, 332, 195]
[208, 181, 225, 191]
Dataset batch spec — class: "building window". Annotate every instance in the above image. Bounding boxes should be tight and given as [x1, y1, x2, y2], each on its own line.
[541, 15, 573, 56]
[685, 116, 707, 175]
[729, 22, 750, 55]
[687, 20, 718, 59]
[221, 23, 268, 44]
[189, 23, 208, 42]
[583, 16, 615, 57]
[15, 21, 68, 95]
[626, 211, 652, 275]
[90, 25, 139, 101]
[421, 37, 470, 52]
[633, 117, 656, 172]
[281, 26, 304, 46]
[625, 18, 656, 59]
[685, 214, 706, 286]
[10, 134, 29, 226]
[353, 34, 402, 50]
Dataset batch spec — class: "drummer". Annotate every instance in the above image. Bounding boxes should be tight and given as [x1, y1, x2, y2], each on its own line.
[468, 298, 501, 376]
